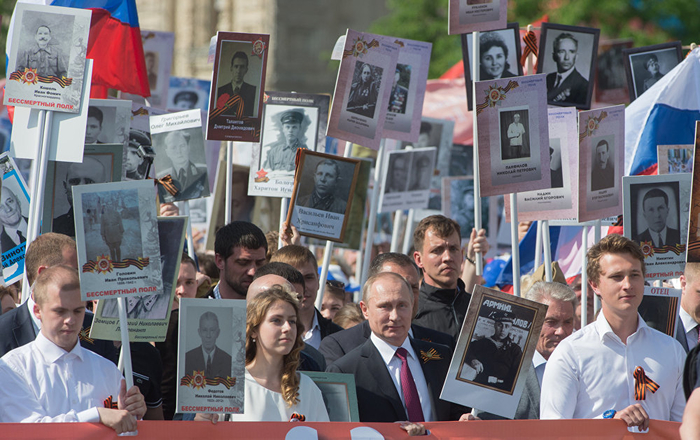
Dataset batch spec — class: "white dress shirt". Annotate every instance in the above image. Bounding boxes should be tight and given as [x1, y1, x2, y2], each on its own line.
[679, 307, 699, 351]
[370, 333, 434, 422]
[0, 332, 123, 423]
[3, 217, 28, 247]
[540, 311, 686, 422]
[302, 312, 321, 349]
[532, 350, 547, 387]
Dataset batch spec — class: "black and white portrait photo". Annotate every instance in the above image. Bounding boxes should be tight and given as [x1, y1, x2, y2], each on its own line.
[385, 151, 410, 193]
[388, 64, 410, 114]
[145, 51, 159, 91]
[260, 107, 317, 172]
[630, 183, 681, 249]
[0, 179, 29, 255]
[215, 41, 262, 118]
[549, 138, 564, 189]
[185, 309, 233, 378]
[462, 24, 522, 110]
[14, 14, 72, 79]
[81, 189, 140, 264]
[537, 23, 600, 110]
[408, 149, 435, 191]
[595, 39, 633, 104]
[346, 62, 382, 119]
[590, 136, 615, 192]
[624, 42, 683, 102]
[443, 177, 490, 243]
[401, 120, 440, 149]
[168, 77, 211, 112]
[500, 109, 530, 161]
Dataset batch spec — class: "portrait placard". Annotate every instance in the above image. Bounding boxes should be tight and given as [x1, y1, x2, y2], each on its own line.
[248, 91, 330, 198]
[448, 0, 508, 35]
[168, 76, 211, 112]
[536, 23, 600, 110]
[595, 39, 633, 104]
[90, 216, 186, 342]
[624, 174, 690, 281]
[139, 31, 174, 109]
[41, 143, 123, 238]
[578, 104, 625, 222]
[128, 103, 167, 181]
[461, 23, 522, 111]
[639, 286, 681, 338]
[4, 3, 91, 113]
[150, 110, 211, 202]
[475, 74, 551, 197]
[623, 42, 683, 102]
[85, 99, 132, 179]
[382, 38, 432, 142]
[206, 32, 269, 142]
[506, 107, 578, 221]
[441, 177, 492, 250]
[327, 29, 399, 150]
[0, 153, 31, 285]
[303, 372, 359, 422]
[441, 285, 547, 419]
[379, 147, 437, 212]
[177, 298, 246, 415]
[658, 144, 694, 175]
[73, 180, 163, 301]
[288, 150, 360, 243]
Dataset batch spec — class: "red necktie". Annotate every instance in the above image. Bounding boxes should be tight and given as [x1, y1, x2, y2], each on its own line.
[395, 347, 424, 422]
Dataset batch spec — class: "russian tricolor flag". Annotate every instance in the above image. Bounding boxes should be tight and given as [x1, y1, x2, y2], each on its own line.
[7, 0, 150, 98]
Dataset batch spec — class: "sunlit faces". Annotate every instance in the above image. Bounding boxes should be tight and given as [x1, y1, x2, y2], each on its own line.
[361, 274, 413, 346]
[681, 273, 700, 324]
[536, 297, 575, 360]
[215, 246, 267, 299]
[251, 299, 298, 358]
[175, 261, 198, 301]
[589, 252, 645, 317]
[34, 286, 85, 352]
[320, 295, 343, 320]
[295, 261, 319, 314]
[414, 228, 461, 289]
[380, 262, 420, 316]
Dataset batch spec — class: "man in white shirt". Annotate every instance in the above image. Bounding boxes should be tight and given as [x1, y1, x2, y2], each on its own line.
[0, 265, 146, 433]
[540, 234, 686, 430]
[505, 113, 527, 159]
[677, 263, 700, 352]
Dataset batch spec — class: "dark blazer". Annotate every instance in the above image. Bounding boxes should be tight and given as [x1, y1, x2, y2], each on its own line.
[676, 317, 690, 353]
[1, 216, 28, 252]
[216, 81, 256, 117]
[546, 69, 589, 107]
[184, 345, 232, 378]
[0, 301, 117, 362]
[319, 319, 455, 365]
[315, 308, 343, 340]
[327, 337, 466, 422]
[634, 227, 682, 248]
[300, 344, 326, 371]
[473, 363, 540, 420]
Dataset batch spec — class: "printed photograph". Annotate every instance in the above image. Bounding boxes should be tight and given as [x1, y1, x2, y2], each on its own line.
[346, 62, 383, 120]
[624, 42, 682, 102]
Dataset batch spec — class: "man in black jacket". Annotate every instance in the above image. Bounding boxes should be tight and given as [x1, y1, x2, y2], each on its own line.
[412, 215, 489, 340]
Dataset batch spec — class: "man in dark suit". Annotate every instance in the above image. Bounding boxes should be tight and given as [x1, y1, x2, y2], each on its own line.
[184, 311, 232, 378]
[157, 130, 208, 203]
[473, 281, 576, 419]
[546, 33, 589, 107]
[677, 263, 700, 353]
[0, 186, 28, 253]
[634, 188, 681, 248]
[0, 233, 116, 362]
[216, 51, 256, 118]
[328, 272, 470, 423]
[590, 139, 615, 191]
[319, 252, 454, 365]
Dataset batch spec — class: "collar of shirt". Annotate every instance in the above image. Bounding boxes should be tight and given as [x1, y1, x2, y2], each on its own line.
[4, 217, 28, 245]
[532, 349, 547, 387]
[27, 295, 41, 334]
[557, 66, 575, 83]
[35, 331, 84, 364]
[213, 283, 222, 299]
[201, 345, 215, 361]
[32, 44, 52, 55]
[594, 310, 649, 344]
[653, 227, 668, 246]
[302, 312, 320, 341]
[680, 307, 699, 333]
[370, 332, 412, 366]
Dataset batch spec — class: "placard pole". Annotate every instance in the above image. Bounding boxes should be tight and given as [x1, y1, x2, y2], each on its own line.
[543, 220, 553, 282]
[278, 197, 289, 249]
[402, 209, 416, 255]
[360, 139, 386, 287]
[390, 210, 404, 252]
[593, 219, 602, 314]
[581, 225, 589, 327]
[225, 141, 233, 223]
[472, 31, 483, 276]
[510, 193, 521, 297]
[534, 221, 543, 270]
[117, 296, 134, 389]
[181, 201, 195, 259]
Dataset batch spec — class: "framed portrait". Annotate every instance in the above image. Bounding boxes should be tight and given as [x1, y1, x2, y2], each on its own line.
[248, 91, 330, 198]
[150, 110, 211, 203]
[41, 144, 123, 238]
[658, 144, 694, 175]
[90, 216, 187, 343]
[84, 99, 132, 179]
[507, 107, 579, 222]
[303, 372, 360, 422]
[475, 74, 551, 197]
[287, 150, 361, 243]
[536, 23, 600, 110]
[595, 39, 633, 104]
[120, 31, 175, 109]
[639, 286, 681, 337]
[379, 147, 437, 213]
[623, 42, 682, 102]
[441, 285, 547, 419]
[168, 76, 211, 112]
[177, 298, 246, 414]
[623, 174, 690, 280]
[4, 2, 91, 113]
[327, 29, 398, 151]
[578, 104, 625, 222]
[448, 0, 507, 35]
[461, 23, 522, 111]
[73, 180, 163, 301]
[0, 153, 31, 285]
[207, 32, 269, 142]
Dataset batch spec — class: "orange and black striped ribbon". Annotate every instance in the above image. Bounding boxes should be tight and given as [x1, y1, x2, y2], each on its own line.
[79, 327, 94, 344]
[342, 39, 380, 58]
[82, 257, 150, 273]
[633, 366, 659, 400]
[210, 94, 244, 119]
[475, 81, 520, 115]
[156, 174, 179, 196]
[9, 70, 73, 88]
[181, 375, 237, 389]
[103, 396, 118, 409]
[520, 30, 538, 69]
[289, 413, 306, 422]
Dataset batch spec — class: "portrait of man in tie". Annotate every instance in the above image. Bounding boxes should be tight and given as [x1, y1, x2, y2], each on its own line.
[185, 311, 233, 379]
[0, 185, 29, 254]
[216, 50, 258, 118]
[153, 128, 210, 203]
[632, 185, 681, 249]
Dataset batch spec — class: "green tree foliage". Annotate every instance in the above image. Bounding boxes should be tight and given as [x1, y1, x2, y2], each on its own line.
[0, 1, 18, 78]
[370, 0, 697, 79]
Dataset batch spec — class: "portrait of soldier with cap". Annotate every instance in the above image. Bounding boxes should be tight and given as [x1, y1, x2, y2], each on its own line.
[125, 129, 150, 181]
[463, 309, 524, 392]
[156, 129, 209, 202]
[262, 108, 309, 172]
[172, 90, 200, 110]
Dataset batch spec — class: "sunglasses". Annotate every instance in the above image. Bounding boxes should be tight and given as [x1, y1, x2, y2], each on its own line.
[325, 280, 345, 289]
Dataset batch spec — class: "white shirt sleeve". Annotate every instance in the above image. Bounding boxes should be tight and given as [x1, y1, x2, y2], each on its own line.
[539, 341, 579, 419]
[669, 344, 687, 422]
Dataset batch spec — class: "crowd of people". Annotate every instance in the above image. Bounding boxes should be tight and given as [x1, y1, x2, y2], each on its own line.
[0, 207, 699, 437]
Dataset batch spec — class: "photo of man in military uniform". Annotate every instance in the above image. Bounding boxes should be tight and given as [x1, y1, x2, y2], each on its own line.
[262, 109, 308, 172]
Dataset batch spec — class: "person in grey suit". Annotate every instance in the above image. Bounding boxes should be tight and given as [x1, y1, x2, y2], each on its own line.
[678, 263, 700, 353]
[473, 281, 576, 419]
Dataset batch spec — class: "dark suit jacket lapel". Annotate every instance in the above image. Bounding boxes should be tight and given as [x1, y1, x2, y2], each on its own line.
[411, 338, 451, 420]
[361, 341, 407, 420]
[676, 319, 690, 352]
[13, 302, 36, 347]
[518, 364, 540, 419]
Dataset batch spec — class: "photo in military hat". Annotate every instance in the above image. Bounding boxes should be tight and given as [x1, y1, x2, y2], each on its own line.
[168, 76, 211, 112]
